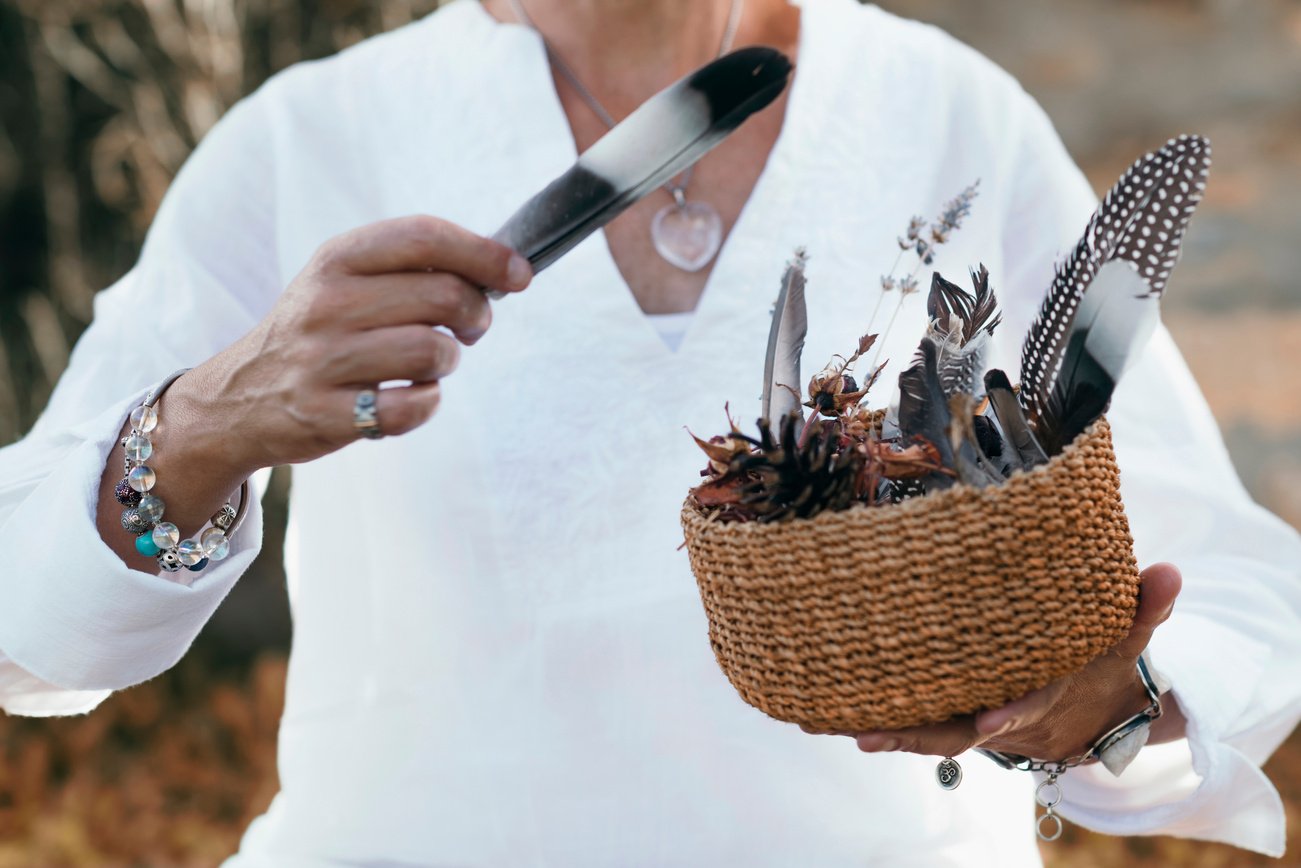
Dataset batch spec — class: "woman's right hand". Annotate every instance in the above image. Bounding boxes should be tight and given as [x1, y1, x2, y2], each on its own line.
[96, 215, 530, 565]
[180, 214, 533, 474]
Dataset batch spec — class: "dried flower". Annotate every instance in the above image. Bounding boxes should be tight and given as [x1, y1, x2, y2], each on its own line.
[880, 275, 896, 292]
[900, 275, 919, 295]
[931, 181, 980, 240]
[864, 437, 951, 480]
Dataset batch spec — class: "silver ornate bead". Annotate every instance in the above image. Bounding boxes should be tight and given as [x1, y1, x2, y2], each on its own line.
[157, 549, 182, 572]
[120, 507, 151, 535]
[211, 503, 236, 531]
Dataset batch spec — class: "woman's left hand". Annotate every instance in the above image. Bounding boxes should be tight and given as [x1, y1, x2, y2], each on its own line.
[822, 563, 1185, 761]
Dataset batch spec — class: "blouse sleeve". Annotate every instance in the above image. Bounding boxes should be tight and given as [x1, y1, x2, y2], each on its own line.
[0, 89, 283, 707]
[994, 88, 1301, 857]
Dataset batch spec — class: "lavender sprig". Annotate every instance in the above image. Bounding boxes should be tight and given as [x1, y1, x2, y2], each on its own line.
[868, 181, 980, 371]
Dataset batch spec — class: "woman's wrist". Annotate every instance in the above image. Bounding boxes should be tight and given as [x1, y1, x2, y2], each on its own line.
[97, 372, 258, 569]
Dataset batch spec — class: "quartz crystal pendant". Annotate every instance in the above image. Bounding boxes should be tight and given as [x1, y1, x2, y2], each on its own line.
[129, 404, 158, 433]
[136, 494, 165, 524]
[152, 522, 180, 549]
[201, 527, 230, 561]
[177, 538, 204, 566]
[123, 434, 153, 462]
[650, 197, 724, 272]
[127, 465, 156, 493]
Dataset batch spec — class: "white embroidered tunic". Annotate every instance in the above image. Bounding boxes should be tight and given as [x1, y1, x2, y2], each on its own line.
[1, 1, 1298, 864]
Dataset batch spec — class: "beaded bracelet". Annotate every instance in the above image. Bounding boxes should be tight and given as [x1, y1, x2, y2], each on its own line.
[115, 368, 249, 574]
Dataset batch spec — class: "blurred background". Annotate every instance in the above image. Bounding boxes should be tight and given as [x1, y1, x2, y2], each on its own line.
[0, 0, 1297, 863]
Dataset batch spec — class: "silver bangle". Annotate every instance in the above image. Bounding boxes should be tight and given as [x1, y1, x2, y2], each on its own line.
[971, 656, 1164, 842]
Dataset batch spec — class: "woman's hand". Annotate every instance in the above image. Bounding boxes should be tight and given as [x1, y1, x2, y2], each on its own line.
[812, 564, 1185, 761]
[96, 215, 530, 564]
[179, 214, 533, 474]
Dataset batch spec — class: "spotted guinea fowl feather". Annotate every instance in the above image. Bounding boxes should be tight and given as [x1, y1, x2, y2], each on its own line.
[1019, 135, 1211, 440]
[761, 249, 809, 428]
[1039, 260, 1161, 454]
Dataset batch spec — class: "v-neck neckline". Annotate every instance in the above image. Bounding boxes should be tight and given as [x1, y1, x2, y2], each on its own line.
[470, 0, 819, 358]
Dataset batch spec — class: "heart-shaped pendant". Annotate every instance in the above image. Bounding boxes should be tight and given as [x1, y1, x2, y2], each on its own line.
[650, 200, 724, 272]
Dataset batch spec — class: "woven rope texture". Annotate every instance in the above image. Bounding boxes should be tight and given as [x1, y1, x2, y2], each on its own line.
[681, 418, 1141, 732]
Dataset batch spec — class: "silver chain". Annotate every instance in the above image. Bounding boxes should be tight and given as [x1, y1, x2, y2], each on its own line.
[504, 0, 744, 198]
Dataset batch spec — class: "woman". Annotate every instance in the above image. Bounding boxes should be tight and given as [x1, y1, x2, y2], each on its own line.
[1, 0, 1297, 863]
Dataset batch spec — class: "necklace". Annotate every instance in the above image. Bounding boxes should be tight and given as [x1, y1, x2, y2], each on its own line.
[505, 0, 744, 272]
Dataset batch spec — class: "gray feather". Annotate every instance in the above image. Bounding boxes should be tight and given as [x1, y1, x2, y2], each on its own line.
[983, 368, 1048, 471]
[761, 249, 809, 427]
[897, 338, 956, 491]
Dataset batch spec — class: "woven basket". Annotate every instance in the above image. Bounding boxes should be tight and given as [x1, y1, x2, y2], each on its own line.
[680, 418, 1140, 732]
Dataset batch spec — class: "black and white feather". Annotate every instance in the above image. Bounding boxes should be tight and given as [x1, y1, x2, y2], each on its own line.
[1018, 135, 1211, 436]
[1037, 260, 1160, 454]
[490, 47, 791, 289]
[926, 265, 1002, 399]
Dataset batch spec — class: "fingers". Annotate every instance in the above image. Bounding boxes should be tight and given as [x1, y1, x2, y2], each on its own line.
[373, 381, 443, 437]
[334, 272, 494, 343]
[1113, 562, 1183, 660]
[317, 215, 532, 293]
[321, 325, 462, 386]
[332, 381, 443, 441]
[853, 715, 985, 758]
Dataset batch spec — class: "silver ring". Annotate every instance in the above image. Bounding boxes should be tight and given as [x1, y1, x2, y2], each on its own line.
[353, 388, 384, 440]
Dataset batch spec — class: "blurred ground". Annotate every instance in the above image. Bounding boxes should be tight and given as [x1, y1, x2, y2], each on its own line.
[0, 0, 1298, 864]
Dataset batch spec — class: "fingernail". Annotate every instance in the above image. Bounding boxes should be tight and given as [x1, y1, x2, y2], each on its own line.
[993, 717, 1019, 737]
[507, 254, 532, 289]
[857, 735, 899, 752]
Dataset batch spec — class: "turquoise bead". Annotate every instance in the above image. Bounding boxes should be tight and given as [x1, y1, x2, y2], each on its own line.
[135, 534, 160, 557]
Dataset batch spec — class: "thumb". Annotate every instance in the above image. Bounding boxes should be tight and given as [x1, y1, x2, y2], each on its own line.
[1114, 562, 1182, 659]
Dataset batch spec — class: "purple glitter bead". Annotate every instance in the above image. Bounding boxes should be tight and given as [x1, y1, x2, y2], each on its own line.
[114, 478, 142, 507]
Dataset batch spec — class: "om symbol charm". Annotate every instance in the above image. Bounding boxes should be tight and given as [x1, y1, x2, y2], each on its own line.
[936, 757, 963, 790]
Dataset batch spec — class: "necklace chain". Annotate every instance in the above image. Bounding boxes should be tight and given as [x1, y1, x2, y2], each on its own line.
[505, 0, 744, 196]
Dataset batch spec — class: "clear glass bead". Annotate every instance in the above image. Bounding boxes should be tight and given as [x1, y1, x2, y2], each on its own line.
[124, 434, 153, 462]
[152, 522, 180, 549]
[127, 465, 156, 493]
[129, 404, 158, 433]
[136, 494, 165, 524]
[177, 538, 204, 566]
[201, 527, 230, 560]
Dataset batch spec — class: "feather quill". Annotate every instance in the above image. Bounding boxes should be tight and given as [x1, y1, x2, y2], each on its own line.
[1019, 135, 1211, 435]
[761, 249, 809, 428]
[1038, 260, 1160, 454]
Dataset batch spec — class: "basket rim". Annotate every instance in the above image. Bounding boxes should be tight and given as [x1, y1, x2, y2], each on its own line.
[682, 416, 1112, 534]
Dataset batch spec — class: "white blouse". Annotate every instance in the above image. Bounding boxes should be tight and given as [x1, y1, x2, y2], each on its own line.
[2, 1, 1298, 864]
